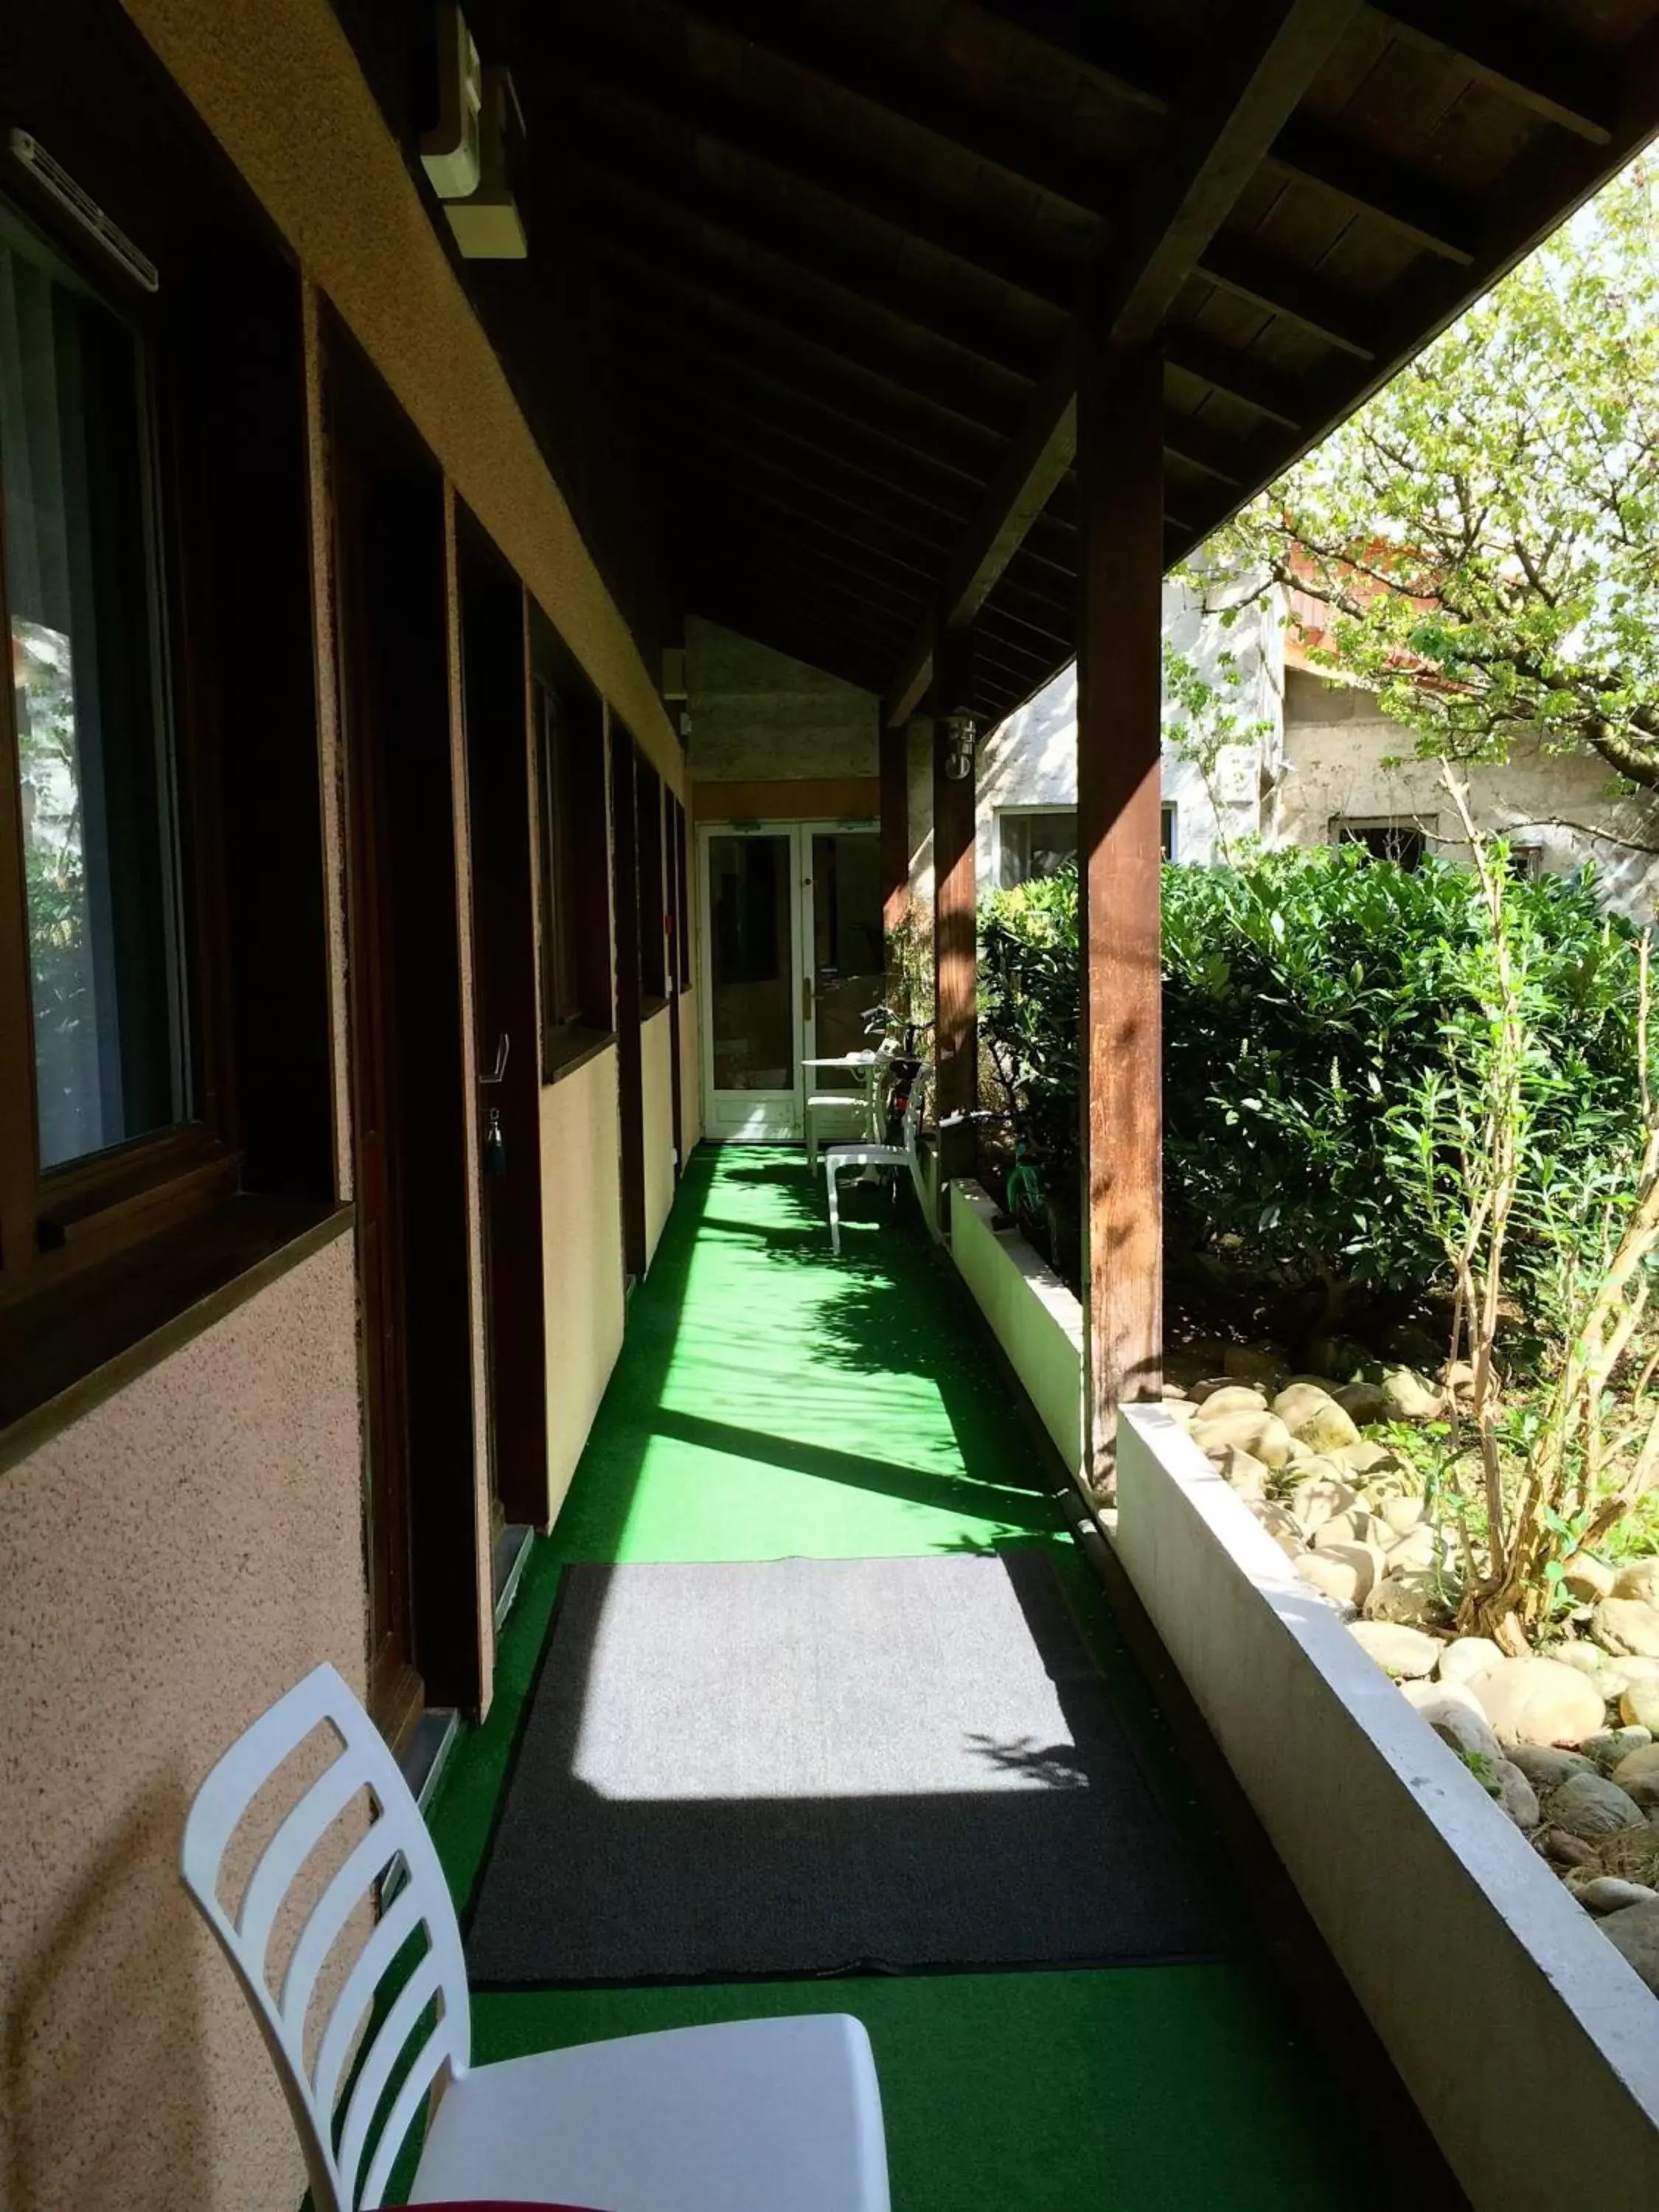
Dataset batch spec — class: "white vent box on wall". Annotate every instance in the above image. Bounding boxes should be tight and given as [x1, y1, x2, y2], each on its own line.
[421, 1, 483, 201]
[445, 68, 527, 259]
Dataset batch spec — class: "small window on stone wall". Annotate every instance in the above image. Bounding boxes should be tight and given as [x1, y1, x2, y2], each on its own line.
[998, 807, 1077, 887]
[1332, 815, 1433, 869]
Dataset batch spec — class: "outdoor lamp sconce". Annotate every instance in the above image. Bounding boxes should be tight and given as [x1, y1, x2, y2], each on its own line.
[942, 712, 980, 782]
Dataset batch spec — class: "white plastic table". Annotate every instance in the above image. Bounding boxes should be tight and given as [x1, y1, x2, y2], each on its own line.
[802, 1051, 885, 1165]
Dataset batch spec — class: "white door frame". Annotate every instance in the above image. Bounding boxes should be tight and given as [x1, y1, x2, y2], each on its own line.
[698, 820, 806, 1141]
[698, 815, 877, 1141]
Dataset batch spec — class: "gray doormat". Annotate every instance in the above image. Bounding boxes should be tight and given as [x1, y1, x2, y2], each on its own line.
[465, 1551, 1224, 1986]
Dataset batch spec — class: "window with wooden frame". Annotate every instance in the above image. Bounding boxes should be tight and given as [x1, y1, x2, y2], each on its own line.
[0, 190, 218, 1287]
[0, 93, 336, 1439]
[530, 611, 613, 1078]
[671, 793, 690, 991]
[634, 747, 667, 1008]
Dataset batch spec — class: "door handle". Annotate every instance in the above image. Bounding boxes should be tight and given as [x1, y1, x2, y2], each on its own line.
[480, 1030, 509, 1085]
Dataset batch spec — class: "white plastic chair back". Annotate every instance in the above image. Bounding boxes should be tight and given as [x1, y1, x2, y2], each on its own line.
[181, 1663, 470, 2212]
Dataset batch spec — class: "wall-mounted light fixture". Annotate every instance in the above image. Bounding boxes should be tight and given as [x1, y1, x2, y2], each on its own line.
[941, 711, 980, 782]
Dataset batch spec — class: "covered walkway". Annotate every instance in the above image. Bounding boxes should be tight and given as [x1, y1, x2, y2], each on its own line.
[415, 1151, 1369, 2209]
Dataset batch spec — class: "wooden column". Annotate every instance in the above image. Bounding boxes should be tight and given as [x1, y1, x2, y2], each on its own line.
[880, 715, 910, 943]
[931, 626, 977, 1179]
[1077, 339, 1164, 1495]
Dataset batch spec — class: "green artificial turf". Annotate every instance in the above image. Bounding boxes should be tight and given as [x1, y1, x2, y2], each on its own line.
[403, 1144, 1364, 2210]
[463, 1969, 1353, 2212]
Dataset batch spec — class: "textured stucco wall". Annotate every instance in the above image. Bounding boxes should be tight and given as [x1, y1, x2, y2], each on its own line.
[641, 1006, 677, 1264]
[116, 0, 683, 796]
[678, 989, 703, 1154]
[0, 1232, 365, 2212]
[973, 581, 1281, 884]
[685, 617, 877, 786]
[539, 1048, 627, 1528]
[1279, 672, 1659, 919]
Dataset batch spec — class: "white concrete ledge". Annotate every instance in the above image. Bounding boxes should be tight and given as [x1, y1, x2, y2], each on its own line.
[949, 1179, 1082, 1475]
[1113, 1404, 1659, 2211]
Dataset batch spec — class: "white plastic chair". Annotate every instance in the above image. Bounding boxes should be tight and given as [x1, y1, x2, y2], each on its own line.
[824, 1068, 936, 1256]
[181, 1663, 890, 2212]
[804, 1042, 894, 1169]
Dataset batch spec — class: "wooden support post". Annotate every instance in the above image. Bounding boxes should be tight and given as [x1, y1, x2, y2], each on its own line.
[880, 715, 910, 947]
[1077, 340, 1164, 1496]
[931, 626, 977, 1182]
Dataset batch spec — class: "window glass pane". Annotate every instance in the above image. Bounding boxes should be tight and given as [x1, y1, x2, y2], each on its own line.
[810, 831, 883, 1059]
[999, 808, 1077, 887]
[2, 211, 184, 1167]
[1335, 819, 1426, 869]
[709, 832, 793, 1091]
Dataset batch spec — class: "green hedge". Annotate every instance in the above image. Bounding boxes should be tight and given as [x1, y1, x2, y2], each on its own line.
[978, 845, 1645, 1331]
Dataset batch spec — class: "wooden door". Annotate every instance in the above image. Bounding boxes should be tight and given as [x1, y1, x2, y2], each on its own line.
[456, 517, 548, 1534]
[610, 726, 647, 1280]
[333, 443, 422, 1748]
[328, 324, 484, 1715]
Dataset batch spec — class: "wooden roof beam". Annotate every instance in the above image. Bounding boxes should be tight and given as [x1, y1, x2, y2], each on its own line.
[552, 32, 1090, 316]
[1167, 10, 1659, 562]
[1267, 116, 1479, 262]
[883, 0, 1362, 727]
[1197, 235, 1379, 358]
[967, 0, 1479, 260]
[1372, 0, 1615, 145]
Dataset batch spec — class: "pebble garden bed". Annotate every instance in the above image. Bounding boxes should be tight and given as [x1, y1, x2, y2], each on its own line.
[1167, 1349, 1659, 1999]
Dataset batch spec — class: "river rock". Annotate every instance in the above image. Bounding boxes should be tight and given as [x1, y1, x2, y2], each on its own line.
[1339, 1439, 1408, 1478]
[1381, 1495, 1426, 1537]
[1614, 1744, 1659, 1792]
[1273, 1380, 1334, 1424]
[1494, 1760, 1540, 1829]
[1383, 1523, 1436, 1574]
[1470, 1658, 1607, 1747]
[1334, 1379, 1391, 1425]
[1247, 1498, 1305, 1560]
[1189, 1377, 1237, 1404]
[1596, 1900, 1659, 1995]
[1287, 1473, 1361, 1537]
[1191, 1410, 1294, 1468]
[1576, 1877, 1659, 1915]
[1625, 1680, 1659, 1733]
[1546, 1771, 1645, 1840]
[1555, 1641, 1615, 1681]
[1582, 1727, 1653, 1775]
[1615, 1559, 1659, 1608]
[1348, 1621, 1439, 1677]
[1314, 1506, 1380, 1552]
[1211, 1444, 1270, 1498]
[1194, 1382, 1269, 1418]
[1363, 1568, 1454, 1629]
[1292, 1399, 1363, 1453]
[1295, 1548, 1373, 1611]
[1160, 1397, 1200, 1429]
[1381, 1366, 1444, 1421]
[1537, 1826, 1600, 1870]
[1593, 1598, 1659, 1659]
[1443, 1360, 1478, 1399]
[1508, 1744, 1598, 1790]
[1400, 1683, 1503, 1768]
[1439, 1636, 1505, 1688]
[1565, 1554, 1618, 1603]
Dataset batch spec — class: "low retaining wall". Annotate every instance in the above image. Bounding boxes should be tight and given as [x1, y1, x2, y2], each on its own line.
[1113, 1403, 1659, 2211]
[948, 1180, 1082, 1475]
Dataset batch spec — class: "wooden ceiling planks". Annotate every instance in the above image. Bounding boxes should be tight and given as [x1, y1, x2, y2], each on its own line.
[457, 0, 1659, 723]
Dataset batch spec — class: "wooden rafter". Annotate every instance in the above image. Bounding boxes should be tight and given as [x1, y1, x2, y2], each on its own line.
[883, 0, 1363, 727]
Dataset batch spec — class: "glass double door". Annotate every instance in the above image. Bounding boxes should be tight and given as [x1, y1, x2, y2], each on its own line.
[700, 821, 884, 1141]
